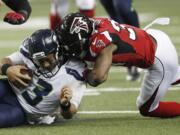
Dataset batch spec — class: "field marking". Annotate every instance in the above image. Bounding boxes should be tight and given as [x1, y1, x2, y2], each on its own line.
[84, 92, 100, 96]
[86, 86, 180, 92]
[84, 86, 180, 96]
[78, 110, 138, 114]
[0, 13, 157, 30]
[0, 17, 49, 30]
[1, 36, 180, 48]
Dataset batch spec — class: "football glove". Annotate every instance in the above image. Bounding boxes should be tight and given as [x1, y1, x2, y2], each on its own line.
[3, 11, 26, 25]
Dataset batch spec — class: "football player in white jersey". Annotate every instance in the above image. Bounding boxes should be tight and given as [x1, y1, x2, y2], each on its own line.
[0, 29, 86, 127]
[50, 0, 95, 30]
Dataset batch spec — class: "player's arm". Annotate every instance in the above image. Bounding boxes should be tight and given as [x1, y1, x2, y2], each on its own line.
[0, 52, 31, 87]
[86, 43, 117, 87]
[0, 57, 13, 75]
[59, 86, 78, 119]
[2, 0, 32, 24]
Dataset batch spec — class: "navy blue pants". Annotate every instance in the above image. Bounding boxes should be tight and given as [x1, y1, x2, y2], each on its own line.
[0, 79, 26, 128]
[100, 0, 139, 27]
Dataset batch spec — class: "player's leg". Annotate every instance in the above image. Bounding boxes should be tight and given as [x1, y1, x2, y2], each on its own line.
[0, 79, 26, 127]
[100, 0, 118, 21]
[0, 103, 26, 128]
[126, 66, 140, 81]
[0, 79, 16, 99]
[76, 0, 95, 17]
[0, 79, 9, 99]
[50, 0, 69, 30]
[112, 0, 140, 81]
[137, 29, 180, 118]
[112, 0, 139, 27]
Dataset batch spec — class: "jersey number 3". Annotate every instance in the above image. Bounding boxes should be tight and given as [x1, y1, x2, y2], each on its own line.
[110, 20, 136, 40]
[22, 79, 52, 106]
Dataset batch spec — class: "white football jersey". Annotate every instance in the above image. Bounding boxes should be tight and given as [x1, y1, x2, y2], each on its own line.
[7, 40, 86, 123]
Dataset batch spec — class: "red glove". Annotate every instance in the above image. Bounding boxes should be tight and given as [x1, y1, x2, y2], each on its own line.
[3, 12, 26, 25]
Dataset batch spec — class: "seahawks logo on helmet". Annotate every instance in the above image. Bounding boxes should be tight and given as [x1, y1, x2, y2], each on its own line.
[70, 17, 89, 34]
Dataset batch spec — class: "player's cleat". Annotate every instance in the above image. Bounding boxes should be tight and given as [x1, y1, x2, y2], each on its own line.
[3, 12, 26, 25]
[38, 115, 58, 125]
[126, 66, 140, 81]
[28, 114, 58, 125]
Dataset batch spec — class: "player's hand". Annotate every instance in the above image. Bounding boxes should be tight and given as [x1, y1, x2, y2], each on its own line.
[60, 86, 73, 106]
[6, 65, 32, 88]
[3, 12, 26, 25]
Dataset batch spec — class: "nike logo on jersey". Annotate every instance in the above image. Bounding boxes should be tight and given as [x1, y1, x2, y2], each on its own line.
[92, 37, 97, 45]
[92, 38, 105, 48]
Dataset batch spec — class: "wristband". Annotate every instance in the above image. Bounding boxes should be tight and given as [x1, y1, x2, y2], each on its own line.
[60, 101, 71, 111]
[1, 64, 12, 75]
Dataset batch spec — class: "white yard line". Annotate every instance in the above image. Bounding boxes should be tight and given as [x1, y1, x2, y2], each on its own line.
[84, 86, 180, 96]
[86, 86, 180, 92]
[84, 92, 100, 96]
[78, 110, 138, 114]
[0, 17, 49, 30]
[0, 13, 156, 30]
[1, 36, 180, 48]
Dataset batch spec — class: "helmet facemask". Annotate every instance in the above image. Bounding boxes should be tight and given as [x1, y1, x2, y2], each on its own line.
[32, 51, 61, 78]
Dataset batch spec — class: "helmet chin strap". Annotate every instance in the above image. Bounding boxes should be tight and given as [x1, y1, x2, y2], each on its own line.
[78, 33, 82, 40]
[90, 18, 99, 34]
[79, 34, 88, 59]
[79, 50, 87, 59]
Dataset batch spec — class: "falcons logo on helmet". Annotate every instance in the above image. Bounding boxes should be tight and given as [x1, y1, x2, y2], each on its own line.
[70, 17, 89, 34]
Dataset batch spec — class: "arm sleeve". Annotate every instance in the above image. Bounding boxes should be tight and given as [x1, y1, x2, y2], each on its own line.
[70, 82, 86, 109]
[7, 52, 25, 65]
[64, 60, 86, 108]
[2, 0, 32, 19]
[90, 32, 112, 57]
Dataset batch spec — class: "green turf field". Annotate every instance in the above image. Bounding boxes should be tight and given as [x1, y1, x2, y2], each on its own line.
[0, 0, 180, 134]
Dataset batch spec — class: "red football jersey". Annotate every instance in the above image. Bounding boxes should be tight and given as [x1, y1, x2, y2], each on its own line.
[87, 18, 156, 68]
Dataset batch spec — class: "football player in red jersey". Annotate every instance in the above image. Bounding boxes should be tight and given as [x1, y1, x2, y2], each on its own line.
[56, 13, 180, 118]
[100, 0, 140, 81]
[2, 0, 31, 25]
